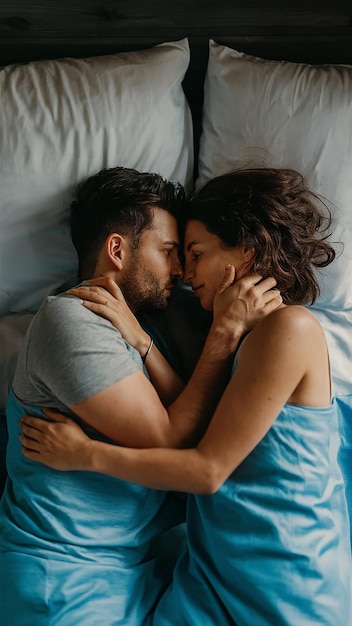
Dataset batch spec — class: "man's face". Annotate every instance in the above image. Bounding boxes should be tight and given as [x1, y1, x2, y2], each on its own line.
[120, 208, 183, 312]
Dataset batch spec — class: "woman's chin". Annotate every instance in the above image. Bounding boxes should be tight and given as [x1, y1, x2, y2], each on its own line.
[198, 296, 213, 312]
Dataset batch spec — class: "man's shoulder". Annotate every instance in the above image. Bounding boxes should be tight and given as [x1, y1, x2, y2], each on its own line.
[34, 292, 87, 328]
[40, 292, 104, 322]
[32, 292, 126, 350]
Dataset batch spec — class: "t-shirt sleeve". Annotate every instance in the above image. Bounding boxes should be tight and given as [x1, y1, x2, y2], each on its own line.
[27, 295, 140, 407]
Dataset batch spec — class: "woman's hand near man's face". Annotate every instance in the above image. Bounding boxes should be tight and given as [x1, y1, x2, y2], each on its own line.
[212, 265, 282, 351]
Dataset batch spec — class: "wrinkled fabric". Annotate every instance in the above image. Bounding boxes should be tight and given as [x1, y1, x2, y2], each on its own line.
[335, 393, 352, 546]
[154, 399, 351, 625]
[0, 391, 186, 625]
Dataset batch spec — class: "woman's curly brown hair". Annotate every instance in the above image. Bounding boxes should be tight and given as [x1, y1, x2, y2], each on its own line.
[187, 168, 336, 305]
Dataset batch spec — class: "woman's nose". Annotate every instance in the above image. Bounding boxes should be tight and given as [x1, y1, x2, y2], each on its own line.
[183, 262, 194, 285]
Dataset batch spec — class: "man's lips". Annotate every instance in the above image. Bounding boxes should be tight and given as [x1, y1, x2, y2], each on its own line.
[165, 278, 179, 291]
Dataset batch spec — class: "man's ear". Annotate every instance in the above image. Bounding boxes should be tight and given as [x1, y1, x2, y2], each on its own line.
[106, 233, 127, 270]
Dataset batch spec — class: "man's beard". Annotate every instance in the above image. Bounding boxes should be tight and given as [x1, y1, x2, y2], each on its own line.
[120, 267, 171, 313]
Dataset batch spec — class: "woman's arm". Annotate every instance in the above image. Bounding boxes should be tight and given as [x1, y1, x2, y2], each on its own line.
[63, 269, 283, 448]
[20, 415, 214, 492]
[66, 270, 282, 412]
[19, 269, 283, 451]
[66, 277, 184, 406]
[21, 306, 325, 492]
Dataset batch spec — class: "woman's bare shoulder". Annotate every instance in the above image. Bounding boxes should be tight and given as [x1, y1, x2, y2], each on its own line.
[243, 304, 325, 355]
[261, 304, 321, 330]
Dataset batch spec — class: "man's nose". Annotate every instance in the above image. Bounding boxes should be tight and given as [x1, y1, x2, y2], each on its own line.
[171, 257, 184, 279]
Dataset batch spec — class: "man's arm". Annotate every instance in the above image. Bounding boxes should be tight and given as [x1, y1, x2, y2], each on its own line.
[64, 269, 281, 449]
[23, 306, 315, 489]
[65, 271, 281, 434]
[66, 277, 186, 406]
[70, 318, 236, 449]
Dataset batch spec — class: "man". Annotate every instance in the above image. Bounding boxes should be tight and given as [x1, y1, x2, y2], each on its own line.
[0, 167, 281, 625]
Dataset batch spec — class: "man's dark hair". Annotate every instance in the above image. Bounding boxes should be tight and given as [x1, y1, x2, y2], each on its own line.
[70, 166, 186, 278]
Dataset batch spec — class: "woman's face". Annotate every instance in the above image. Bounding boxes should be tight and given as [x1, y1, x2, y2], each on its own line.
[184, 220, 252, 311]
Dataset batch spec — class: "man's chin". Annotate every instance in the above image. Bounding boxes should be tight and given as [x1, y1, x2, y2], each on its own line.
[155, 300, 169, 312]
[139, 298, 169, 314]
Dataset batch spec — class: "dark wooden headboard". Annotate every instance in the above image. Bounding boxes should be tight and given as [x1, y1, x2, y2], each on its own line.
[1, 1, 352, 146]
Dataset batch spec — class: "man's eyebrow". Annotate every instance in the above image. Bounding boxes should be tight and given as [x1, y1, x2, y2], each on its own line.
[163, 240, 179, 248]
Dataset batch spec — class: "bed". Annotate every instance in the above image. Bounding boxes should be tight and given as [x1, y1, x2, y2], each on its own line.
[1, 0, 351, 541]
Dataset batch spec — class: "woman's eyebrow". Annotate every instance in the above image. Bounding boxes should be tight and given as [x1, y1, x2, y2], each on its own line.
[185, 240, 199, 251]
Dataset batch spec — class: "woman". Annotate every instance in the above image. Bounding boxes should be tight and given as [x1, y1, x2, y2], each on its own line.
[20, 168, 351, 625]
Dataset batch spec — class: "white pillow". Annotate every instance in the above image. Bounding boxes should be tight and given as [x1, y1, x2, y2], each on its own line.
[198, 40, 352, 395]
[0, 39, 193, 315]
[0, 314, 34, 412]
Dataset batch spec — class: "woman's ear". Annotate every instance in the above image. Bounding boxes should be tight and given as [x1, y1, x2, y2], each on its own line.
[237, 247, 256, 277]
[243, 247, 255, 262]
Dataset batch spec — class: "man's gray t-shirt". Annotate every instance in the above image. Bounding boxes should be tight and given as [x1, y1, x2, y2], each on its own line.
[13, 292, 141, 412]
[2, 291, 186, 625]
